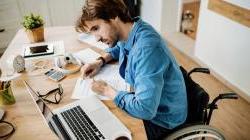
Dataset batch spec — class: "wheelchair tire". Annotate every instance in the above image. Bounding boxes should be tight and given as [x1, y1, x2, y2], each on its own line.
[164, 125, 225, 140]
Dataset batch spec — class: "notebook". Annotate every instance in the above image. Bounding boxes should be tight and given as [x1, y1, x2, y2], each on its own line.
[71, 64, 128, 100]
[78, 33, 109, 50]
[72, 48, 101, 64]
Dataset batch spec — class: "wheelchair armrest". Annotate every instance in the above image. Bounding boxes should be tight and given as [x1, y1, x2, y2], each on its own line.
[188, 68, 210, 77]
[218, 93, 238, 100]
[206, 93, 238, 125]
[210, 92, 238, 106]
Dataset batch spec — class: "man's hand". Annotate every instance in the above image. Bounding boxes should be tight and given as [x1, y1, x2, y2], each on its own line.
[91, 80, 117, 99]
[81, 60, 102, 78]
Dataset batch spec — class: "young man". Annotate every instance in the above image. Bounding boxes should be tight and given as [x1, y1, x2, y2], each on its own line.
[76, 0, 187, 139]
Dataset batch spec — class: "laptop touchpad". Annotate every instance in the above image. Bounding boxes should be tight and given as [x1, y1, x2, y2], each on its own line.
[89, 108, 112, 124]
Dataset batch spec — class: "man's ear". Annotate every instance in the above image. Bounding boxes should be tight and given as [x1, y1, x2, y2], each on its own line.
[115, 16, 119, 21]
[109, 16, 119, 24]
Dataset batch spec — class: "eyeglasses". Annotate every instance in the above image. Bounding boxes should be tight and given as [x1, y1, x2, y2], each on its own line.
[36, 84, 63, 104]
[0, 120, 15, 138]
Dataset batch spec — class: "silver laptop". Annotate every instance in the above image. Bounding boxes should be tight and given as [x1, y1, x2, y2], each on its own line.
[24, 81, 131, 140]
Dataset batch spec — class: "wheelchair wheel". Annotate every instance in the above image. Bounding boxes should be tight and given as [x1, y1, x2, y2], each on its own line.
[164, 125, 225, 140]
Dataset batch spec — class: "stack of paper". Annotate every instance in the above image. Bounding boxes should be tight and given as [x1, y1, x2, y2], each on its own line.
[78, 33, 109, 50]
[73, 48, 101, 64]
[71, 64, 128, 100]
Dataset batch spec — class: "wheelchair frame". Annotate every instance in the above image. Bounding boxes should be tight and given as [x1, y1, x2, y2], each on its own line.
[165, 66, 238, 140]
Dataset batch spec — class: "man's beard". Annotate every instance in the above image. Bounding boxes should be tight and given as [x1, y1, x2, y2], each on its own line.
[109, 38, 119, 48]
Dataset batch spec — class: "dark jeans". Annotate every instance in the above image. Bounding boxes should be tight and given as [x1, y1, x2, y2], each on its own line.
[143, 120, 174, 140]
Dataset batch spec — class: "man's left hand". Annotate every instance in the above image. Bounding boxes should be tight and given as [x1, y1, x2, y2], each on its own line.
[91, 79, 117, 99]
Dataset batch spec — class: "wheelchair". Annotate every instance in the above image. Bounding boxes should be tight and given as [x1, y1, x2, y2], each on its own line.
[164, 66, 238, 140]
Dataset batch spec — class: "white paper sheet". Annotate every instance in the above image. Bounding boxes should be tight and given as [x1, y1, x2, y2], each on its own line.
[78, 33, 109, 50]
[71, 64, 128, 100]
[0, 73, 21, 81]
[73, 48, 101, 64]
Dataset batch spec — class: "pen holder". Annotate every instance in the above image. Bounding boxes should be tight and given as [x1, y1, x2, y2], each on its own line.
[0, 83, 16, 105]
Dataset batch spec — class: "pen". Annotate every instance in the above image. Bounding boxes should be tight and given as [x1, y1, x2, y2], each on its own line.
[3, 81, 10, 89]
[0, 81, 2, 90]
[3, 81, 6, 89]
[80, 72, 85, 84]
[1, 81, 4, 90]
[5, 81, 10, 89]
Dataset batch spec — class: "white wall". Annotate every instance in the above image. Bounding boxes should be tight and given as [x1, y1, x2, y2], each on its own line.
[161, 0, 182, 34]
[195, 0, 250, 96]
[141, 0, 162, 32]
[226, 0, 250, 10]
[141, 0, 183, 34]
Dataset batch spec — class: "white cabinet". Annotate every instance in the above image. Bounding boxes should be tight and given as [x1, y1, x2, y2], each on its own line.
[48, 0, 85, 26]
[0, 0, 22, 53]
[0, 0, 85, 54]
[17, 0, 52, 26]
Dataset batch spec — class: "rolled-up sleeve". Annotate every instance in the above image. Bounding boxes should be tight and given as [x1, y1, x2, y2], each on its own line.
[105, 43, 122, 60]
[113, 46, 170, 120]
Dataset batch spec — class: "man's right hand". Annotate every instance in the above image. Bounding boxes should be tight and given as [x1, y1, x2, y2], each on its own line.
[81, 60, 102, 78]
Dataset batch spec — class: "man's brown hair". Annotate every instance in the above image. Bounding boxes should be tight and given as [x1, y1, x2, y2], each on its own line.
[76, 0, 132, 32]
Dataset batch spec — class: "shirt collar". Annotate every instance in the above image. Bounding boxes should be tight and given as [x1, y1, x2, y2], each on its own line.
[124, 17, 142, 51]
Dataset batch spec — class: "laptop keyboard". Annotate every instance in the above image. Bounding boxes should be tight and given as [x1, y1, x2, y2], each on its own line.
[61, 106, 105, 140]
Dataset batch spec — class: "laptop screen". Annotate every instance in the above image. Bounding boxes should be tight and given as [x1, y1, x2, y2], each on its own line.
[36, 98, 53, 119]
[24, 81, 53, 119]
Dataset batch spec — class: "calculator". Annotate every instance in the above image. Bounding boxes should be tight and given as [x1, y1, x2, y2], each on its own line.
[44, 69, 65, 81]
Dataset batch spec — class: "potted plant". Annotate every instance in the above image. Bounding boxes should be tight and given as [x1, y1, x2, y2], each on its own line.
[21, 13, 45, 43]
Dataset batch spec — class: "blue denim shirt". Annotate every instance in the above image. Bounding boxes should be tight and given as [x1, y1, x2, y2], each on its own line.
[106, 18, 187, 129]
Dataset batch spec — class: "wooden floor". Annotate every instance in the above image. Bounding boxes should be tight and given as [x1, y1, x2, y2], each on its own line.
[168, 44, 250, 140]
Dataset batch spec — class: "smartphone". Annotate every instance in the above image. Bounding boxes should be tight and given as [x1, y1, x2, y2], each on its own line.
[30, 45, 48, 54]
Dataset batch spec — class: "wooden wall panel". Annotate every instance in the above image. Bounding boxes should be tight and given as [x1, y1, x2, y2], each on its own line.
[208, 0, 250, 27]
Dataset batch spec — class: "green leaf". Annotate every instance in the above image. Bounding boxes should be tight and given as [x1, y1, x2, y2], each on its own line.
[21, 13, 44, 29]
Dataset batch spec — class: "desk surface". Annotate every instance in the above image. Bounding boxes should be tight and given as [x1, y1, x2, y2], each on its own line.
[0, 26, 147, 140]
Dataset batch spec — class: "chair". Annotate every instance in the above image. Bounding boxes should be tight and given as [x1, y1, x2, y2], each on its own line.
[165, 66, 238, 140]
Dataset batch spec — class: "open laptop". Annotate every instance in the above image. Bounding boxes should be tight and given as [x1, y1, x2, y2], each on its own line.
[24, 81, 131, 140]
